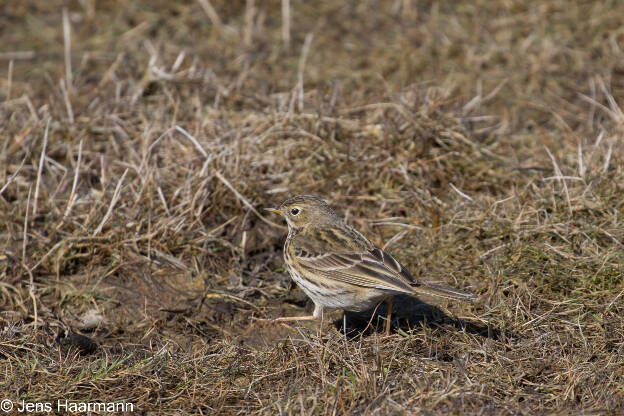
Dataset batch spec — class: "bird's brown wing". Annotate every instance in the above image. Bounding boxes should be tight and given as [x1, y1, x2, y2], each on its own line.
[290, 225, 477, 301]
[290, 227, 416, 294]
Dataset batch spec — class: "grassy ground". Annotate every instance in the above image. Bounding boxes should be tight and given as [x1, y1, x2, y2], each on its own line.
[1, 0, 623, 414]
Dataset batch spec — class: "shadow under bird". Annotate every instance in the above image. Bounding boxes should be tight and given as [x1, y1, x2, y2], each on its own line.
[264, 195, 477, 335]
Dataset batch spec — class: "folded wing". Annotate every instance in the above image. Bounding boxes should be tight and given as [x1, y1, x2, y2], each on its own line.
[293, 239, 417, 294]
[291, 227, 477, 301]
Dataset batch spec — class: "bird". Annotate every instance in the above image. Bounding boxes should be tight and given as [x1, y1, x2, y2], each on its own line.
[263, 195, 477, 335]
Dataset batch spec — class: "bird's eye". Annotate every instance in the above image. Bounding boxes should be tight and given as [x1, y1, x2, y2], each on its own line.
[290, 208, 300, 215]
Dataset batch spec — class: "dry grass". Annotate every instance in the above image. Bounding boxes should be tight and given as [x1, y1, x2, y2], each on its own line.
[1, 0, 624, 414]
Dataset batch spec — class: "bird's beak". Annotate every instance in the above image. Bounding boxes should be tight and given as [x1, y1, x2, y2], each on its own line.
[264, 207, 281, 214]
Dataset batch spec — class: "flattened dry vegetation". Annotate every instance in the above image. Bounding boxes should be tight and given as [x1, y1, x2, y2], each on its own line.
[1, 1, 623, 414]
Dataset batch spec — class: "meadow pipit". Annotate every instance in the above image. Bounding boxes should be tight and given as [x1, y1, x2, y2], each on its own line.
[264, 195, 477, 335]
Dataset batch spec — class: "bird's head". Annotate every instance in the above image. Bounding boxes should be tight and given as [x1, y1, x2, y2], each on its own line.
[265, 195, 338, 230]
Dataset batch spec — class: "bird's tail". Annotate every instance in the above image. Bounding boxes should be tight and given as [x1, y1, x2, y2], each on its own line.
[411, 282, 477, 302]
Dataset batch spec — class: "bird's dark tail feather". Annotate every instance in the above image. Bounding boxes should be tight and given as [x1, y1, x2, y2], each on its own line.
[412, 282, 477, 302]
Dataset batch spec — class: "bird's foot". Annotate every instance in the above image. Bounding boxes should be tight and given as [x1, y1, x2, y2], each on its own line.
[253, 315, 317, 323]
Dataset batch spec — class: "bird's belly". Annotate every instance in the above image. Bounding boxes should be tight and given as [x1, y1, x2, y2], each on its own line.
[288, 268, 388, 312]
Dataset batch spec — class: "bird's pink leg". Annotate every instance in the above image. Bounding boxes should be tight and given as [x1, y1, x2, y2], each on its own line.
[255, 304, 323, 323]
[385, 297, 393, 336]
[261, 315, 316, 322]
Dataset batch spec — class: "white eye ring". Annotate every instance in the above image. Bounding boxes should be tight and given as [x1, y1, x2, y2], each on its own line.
[290, 208, 300, 215]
